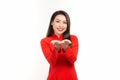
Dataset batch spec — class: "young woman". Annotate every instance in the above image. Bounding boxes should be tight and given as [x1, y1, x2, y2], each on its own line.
[40, 10, 79, 80]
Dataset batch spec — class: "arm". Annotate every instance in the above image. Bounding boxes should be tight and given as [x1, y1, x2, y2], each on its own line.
[63, 35, 79, 64]
[40, 39, 60, 66]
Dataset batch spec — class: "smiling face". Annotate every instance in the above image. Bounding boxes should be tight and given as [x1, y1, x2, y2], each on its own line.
[51, 15, 67, 37]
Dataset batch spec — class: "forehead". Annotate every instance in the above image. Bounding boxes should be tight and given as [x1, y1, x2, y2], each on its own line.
[54, 15, 66, 20]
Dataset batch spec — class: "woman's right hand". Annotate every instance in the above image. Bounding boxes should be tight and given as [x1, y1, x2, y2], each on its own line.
[51, 40, 61, 52]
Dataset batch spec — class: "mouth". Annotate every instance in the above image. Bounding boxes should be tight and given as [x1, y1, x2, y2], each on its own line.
[57, 28, 64, 32]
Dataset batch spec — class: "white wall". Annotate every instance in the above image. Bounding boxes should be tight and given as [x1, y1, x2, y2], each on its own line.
[0, 0, 120, 80]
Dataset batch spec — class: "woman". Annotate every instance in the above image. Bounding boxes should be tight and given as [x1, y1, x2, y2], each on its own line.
[40, 10, 79, 80]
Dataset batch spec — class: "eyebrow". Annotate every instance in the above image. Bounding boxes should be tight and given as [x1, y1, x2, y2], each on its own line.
[55, 19, 60, 21]
[55, 19, 66, 22]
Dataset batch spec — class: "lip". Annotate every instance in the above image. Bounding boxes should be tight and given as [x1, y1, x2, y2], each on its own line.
[57, 28, 64, 32]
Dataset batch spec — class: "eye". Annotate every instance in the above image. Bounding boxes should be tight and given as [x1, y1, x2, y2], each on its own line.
[56, 20, 60, 23]
[63, 21, 67, 24]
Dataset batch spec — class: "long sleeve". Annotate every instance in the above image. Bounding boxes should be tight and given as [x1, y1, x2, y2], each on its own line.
[40, 34, 78, 80]
[63, 35, 79, 64]
[40, 39, 60, 66]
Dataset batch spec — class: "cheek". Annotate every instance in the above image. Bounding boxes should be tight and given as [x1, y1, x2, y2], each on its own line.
[52, 26, 58, 32]
[64, 26, 67, 30]
[52, 26, 56, 31]
[63, 27, 67, 32]
[52, 23, 58, 28]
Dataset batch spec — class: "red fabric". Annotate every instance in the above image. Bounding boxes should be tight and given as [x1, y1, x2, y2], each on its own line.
[40, 34, 79, 80]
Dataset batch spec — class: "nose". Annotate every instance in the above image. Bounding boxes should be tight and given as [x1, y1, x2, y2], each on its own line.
[58, 22, 64, 27]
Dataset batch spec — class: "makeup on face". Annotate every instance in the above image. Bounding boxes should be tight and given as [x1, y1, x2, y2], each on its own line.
[52, 15, 67, 37]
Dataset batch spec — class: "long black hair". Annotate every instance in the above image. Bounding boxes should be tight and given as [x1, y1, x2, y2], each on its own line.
[46, 10, 71, 41]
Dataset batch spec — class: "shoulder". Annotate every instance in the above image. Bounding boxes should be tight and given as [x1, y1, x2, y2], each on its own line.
[40, 37, 51, 44]
[70, 34, 78, 42]
[70, 34, 78, 39]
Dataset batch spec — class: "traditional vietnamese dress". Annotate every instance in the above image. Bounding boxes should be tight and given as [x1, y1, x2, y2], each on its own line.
[40, 34, 79, 80]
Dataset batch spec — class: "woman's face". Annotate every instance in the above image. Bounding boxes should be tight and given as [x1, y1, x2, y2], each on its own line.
[51, 14, 67, 37]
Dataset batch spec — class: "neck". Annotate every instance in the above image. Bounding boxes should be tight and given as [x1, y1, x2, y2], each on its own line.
[54, 33, 63, 38]
[54, 33, 60, 37]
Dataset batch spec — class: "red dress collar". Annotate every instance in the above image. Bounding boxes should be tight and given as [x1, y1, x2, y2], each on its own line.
[51, 34, 63, 40]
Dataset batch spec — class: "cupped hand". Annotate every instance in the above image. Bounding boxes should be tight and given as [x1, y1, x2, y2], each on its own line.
[50, 39, 72, 52]
[50, 40, 61, 52]
[61, 39, 72, 51]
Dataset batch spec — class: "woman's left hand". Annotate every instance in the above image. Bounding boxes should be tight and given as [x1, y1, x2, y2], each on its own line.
[61, 39, 72, 51]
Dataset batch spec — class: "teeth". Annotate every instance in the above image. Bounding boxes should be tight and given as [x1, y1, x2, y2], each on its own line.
[58, 29, 62, 30]
[57, 28, 63, 31]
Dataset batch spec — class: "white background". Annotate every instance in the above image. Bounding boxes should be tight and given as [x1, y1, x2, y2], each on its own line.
[0, 0, 120, 80]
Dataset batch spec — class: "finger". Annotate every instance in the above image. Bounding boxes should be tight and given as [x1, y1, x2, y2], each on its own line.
[54, 42, 60, 52]
[51, 40, 59, 45]
[63, 39, 71, 44]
